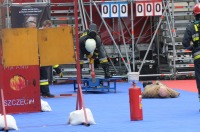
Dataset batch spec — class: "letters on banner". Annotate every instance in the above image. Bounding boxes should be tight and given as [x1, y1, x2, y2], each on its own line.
[136, 2, 162, 17]
[101, 2, 128, 18]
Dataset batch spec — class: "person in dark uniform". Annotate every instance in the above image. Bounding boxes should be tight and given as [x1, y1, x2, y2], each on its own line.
[24, 17, 55, 98]
[79, 23, 112, 78]
[182, 3, 200, 102]
[41, 20, 63, 78]
[40, 20, 62, 98]
[40, 20, 55, 98]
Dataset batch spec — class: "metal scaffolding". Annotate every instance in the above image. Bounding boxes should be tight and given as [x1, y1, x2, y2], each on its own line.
[0, 0, 197, 80]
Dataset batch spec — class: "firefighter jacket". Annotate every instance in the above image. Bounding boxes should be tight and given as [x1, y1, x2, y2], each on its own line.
[182, 21, 200, 60]
[79, 25, 108, 64]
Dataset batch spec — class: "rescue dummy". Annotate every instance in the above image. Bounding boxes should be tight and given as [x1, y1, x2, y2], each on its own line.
[142, 81, 180, 98]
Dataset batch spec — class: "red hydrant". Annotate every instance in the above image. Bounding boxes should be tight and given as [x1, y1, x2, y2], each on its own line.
[129, 82, 143, 121]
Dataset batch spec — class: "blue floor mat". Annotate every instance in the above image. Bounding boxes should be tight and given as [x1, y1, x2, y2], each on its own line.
[11, 82, 200, 132]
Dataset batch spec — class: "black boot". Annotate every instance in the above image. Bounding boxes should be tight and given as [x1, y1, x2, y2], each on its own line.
[40, 85, 55, 98]
[101, 62, 112, 78]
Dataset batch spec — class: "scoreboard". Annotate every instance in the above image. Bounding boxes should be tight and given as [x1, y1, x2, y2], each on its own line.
[101, 1, 162, 17]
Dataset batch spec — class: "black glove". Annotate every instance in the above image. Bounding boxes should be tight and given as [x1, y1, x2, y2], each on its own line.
[54, 67, 63, 78]
[101, 62, 109, 69]
[54, 67, 62, 74]
[187, 46, 193, 51]
[92, 51, 98, 59]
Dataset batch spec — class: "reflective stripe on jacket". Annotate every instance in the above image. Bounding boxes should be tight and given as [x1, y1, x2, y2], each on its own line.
[193, 24, 199, 42]
[193, 23, 200, 60]
[40, 80, 49, 86]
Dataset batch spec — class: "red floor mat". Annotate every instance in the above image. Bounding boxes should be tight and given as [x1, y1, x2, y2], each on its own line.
[160, 79, 197, 92]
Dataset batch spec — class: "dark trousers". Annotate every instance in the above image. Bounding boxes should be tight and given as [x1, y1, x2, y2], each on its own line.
[40, 66, 51, 80]
[194, 59, 200, 97]
[40, 66, 51, 95]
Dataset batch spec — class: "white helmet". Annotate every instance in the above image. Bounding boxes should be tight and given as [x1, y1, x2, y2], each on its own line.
[85, 39, 96, 53]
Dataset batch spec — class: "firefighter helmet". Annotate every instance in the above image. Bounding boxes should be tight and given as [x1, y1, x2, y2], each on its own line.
[88, 23, 97, 38]
[88, 30, 97, 38]
[85, 39, 96, 53]
[193, 3, 200, 16]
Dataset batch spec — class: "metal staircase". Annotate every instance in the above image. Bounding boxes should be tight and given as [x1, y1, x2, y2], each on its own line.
[160, 1, 195, 78]
[51, 0, 198, 81]
[50, 0, 92, 80]
[50, 2, 84, 31]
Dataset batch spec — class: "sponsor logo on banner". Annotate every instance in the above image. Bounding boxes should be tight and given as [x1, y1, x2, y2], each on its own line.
[10, 75, 26, 91]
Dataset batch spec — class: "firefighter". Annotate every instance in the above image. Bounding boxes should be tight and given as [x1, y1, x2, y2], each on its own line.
[41, 20, 63, 78]
[23, 17, 54, 98]
[40, 20, 62, 98]
[182, 3, 200, 102]
[79, 23, 112, 78]
[40, 20, 54, 98]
